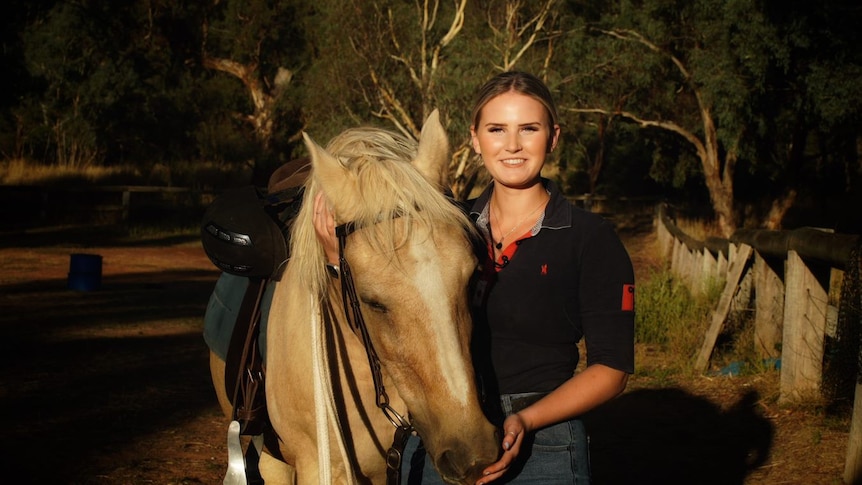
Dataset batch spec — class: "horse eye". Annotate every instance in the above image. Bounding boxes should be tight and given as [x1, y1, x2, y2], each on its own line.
[362, 299, 389, 313]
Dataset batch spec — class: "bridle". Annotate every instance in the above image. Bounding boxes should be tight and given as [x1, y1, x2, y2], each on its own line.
[334, 219, 415, 485]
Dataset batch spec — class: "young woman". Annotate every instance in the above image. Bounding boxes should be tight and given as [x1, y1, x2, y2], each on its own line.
[314, 71, 635, 484]
[457, 71, 635, 484]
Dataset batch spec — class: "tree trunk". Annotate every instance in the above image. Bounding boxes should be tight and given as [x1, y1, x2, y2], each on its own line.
[697, 106, 737, 237]
[763, 189, 798, 230]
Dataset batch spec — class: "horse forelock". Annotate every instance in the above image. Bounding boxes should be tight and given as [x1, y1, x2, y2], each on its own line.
[288, 126, 475, 300]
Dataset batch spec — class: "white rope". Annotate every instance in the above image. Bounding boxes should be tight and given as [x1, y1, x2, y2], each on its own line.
[310, 293, 357, 484]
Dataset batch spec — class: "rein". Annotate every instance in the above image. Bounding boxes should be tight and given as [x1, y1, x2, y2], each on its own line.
[335, 221, 415, 485]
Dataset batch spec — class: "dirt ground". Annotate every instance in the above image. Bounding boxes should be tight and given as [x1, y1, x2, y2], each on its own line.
[0, 224, 852, 484]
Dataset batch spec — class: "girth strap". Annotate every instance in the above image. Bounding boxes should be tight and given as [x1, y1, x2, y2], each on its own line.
[224, 277, 269, 436]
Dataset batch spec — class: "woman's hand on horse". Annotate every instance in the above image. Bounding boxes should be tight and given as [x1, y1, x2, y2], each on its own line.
[313, 193, 339, 265]
[475, 413, 527, 484]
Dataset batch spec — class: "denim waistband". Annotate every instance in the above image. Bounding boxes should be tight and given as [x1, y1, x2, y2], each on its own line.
[500, 392, 549, 415]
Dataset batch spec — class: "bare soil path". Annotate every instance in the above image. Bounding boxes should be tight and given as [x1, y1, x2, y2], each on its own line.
[0, 225, 850, 484]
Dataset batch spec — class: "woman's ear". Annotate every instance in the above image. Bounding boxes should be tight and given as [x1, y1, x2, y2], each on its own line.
[548, 124, 561, 153]
[470, 126, 481, 154]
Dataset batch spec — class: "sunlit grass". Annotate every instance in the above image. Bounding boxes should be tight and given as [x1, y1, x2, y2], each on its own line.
[674, 216, 723, 241]
[1, 157, 250, 189]
[1, 158, 140, 185]
[126, 221, 201, 240]
[636, 268, 719, 373]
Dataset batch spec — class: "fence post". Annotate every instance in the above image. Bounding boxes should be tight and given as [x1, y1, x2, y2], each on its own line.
[121, 189, 131, 221]
[780, 250, 829, 404]
[753, 252, 784, 359]
[731, 264, 753, 319]
[656, 216, 674, 262]
[845, 382, 862, 484]
[694, 243, 754, 373]
[671, 238, 683, 277]
[700, 248, 717, 295]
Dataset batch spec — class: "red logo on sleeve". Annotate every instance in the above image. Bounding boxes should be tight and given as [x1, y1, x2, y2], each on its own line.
[622, 284, 635, 311]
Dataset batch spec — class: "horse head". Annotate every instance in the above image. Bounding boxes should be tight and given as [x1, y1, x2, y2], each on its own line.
[290, 110, 500, 483]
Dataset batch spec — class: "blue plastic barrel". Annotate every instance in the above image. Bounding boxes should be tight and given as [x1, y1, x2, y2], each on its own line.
[68, 253, 103, 291]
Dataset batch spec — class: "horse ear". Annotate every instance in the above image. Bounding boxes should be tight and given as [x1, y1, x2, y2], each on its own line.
[303, 132, 352, 208]
[414, 109, 450, 191]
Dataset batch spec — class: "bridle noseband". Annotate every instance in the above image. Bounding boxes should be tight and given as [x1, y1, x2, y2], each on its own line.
[334, 220, 414, 485]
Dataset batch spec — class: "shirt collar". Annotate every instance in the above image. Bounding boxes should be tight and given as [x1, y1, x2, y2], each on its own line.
[469, 178, 573, 232]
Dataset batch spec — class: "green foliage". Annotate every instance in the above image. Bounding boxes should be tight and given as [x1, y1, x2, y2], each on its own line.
[636, 269, 718, 369]
[16, 1, 201, 166]
[0, 0, 859, 228]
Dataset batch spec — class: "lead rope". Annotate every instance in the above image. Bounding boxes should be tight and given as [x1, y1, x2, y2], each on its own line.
[310, 294, 332, 484]
[336, 224, 415, 485]
[311, 294, 357, 484]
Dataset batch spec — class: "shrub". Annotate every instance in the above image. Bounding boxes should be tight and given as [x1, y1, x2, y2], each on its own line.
[636, 269, 717, 370]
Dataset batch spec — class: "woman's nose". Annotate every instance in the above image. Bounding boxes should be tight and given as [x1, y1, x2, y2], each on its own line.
[505, 132, 521, 152]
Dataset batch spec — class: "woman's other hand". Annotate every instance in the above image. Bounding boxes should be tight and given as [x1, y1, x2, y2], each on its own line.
[476, 413, 528, 484]
[312, 192, 339, 265]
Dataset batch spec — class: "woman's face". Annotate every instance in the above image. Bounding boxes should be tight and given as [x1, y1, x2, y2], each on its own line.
[471, 91, 560, 190]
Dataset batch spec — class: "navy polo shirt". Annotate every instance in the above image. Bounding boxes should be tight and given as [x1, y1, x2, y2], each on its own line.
[469, 179, 635, 395]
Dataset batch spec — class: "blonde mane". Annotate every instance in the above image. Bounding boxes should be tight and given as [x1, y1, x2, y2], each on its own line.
[288, 126, 476, 298]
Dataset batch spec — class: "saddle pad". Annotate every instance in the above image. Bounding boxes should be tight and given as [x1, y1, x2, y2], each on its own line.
[203, 272, 275, 360]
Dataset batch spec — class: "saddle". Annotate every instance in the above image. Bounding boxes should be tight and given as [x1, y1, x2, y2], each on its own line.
[201, 159, 309, 483]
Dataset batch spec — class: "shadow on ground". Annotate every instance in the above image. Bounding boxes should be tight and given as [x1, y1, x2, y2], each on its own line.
[585, 387, 774, 485]
[0, 266, 219, 483]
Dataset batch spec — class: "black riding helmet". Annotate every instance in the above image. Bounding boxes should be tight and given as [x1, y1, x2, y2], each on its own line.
[201, 186, 291, 280]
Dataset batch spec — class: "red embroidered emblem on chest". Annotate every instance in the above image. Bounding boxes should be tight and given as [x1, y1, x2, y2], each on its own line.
[541, 264, 548, 275]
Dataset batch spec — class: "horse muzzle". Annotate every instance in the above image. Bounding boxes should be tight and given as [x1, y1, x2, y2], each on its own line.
[430, 427, 502, 485]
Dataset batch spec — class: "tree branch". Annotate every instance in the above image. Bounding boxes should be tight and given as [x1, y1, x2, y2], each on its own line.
[487, 0, 557, 72]
[592, 28, 692, 80]
[439, 0, 467, 48]
[566, 107, 707, 162]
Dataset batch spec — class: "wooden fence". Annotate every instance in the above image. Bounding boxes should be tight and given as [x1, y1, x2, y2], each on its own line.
[0, 185, 210, 229]
[655, 203, 862, 484]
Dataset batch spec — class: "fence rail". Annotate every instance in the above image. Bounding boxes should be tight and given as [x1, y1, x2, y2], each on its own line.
[0, 185, 211, 229]
[655, 203, 862, 484]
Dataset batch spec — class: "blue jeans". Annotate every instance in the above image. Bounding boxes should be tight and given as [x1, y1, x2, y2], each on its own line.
[401, 392, 591, 484]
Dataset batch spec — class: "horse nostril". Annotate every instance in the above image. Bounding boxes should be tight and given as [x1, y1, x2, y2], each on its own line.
[436, 448, 496, 485]
[436, 449, 459, 480]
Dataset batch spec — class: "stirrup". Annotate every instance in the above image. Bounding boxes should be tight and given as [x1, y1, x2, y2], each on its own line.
[223, 420, 264, 485]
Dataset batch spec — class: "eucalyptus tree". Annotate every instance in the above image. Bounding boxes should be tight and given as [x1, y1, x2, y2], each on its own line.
[15, 0, 221, 171]
[302, 0, 470, 140]
[558, 0, 792, 235]
[199, 0, 310, 180]
[766, 0, 862, 233]
[302, 0, 560, 198]
[21, 1, 154, 167]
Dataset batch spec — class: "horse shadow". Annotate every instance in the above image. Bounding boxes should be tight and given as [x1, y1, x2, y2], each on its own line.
[584, 387, 773, 485]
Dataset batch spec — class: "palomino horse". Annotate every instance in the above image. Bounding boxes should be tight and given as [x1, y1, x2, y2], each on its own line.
[211, 110, 500, 484]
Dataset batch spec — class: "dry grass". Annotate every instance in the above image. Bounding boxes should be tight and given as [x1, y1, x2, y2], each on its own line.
[0, 158, 138, 185]
[674, 214, 724, 240]
[0, 157, 252, 189]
